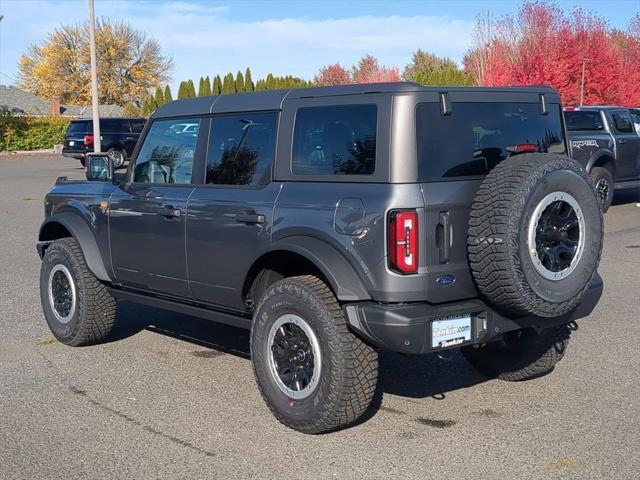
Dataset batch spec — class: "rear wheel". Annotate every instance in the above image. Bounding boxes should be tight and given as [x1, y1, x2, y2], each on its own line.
[107, 147, 126, 169]
[590, 166, 614, 212]
[250, 275, 378, 434]
[461, 325, 571, 381]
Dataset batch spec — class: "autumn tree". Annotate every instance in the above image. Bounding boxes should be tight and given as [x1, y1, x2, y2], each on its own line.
[352, 55, 401, 83]
[464, 2, 640, 105]
[314, 63, 352, 86]
[403, 50, 473, 86]
[18, 19, 172, 106]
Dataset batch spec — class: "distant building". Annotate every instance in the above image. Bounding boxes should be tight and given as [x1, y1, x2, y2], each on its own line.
[0, 85, 123, 118]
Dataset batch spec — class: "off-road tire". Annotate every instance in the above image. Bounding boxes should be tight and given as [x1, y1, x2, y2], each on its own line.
[40, 238, 116, 346]
[461, 325, 571, 381]
[468, 153, 603, 318]
[590, 166, 614, 212]
[251, 275, 379, 434]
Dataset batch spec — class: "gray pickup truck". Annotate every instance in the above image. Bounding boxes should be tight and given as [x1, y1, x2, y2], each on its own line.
[38, 84, 604, 433]
[565, 106, 640, 210]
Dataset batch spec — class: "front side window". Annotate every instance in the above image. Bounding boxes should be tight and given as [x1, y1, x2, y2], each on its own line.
[292, 105, 377, 175]
[611, 111, 634, 134]
[417, 102, 566, 179]
[206, 112, 278, 186]
[132, 118, 200, 184]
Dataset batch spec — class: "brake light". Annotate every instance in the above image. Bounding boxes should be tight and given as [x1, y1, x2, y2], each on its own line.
[388, 210, 419, 274]
[514, 143, 538, 153]
[83, 134, 94, 146]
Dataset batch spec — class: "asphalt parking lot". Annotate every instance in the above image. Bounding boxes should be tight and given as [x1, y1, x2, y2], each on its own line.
[1, 154, 639, 480]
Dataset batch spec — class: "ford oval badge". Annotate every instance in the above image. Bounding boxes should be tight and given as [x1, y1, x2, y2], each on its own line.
[436, 275, 456, 286]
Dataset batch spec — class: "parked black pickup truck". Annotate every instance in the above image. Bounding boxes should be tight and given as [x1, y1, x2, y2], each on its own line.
[565, 106, 640, 210]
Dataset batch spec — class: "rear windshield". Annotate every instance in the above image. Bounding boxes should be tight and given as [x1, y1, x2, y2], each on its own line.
[564, 111, 604, 131]
[66, 121, 89, 134]
[417, 102, 566, 179]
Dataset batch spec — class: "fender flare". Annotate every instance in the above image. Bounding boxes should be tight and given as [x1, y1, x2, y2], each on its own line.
[38, 212, 111, 282]
[586, 149, 616, 175]
[251, 236, 371, 301]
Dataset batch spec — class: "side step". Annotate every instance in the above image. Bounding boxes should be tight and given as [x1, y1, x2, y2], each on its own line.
[108, 287, 252, 330]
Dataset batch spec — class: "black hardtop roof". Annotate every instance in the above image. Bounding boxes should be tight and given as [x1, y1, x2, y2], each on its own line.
[70, 117, 145, 122]
[152, 82, 560, 118]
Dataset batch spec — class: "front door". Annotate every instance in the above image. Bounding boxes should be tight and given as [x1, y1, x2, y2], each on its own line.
[609, 110, 640, 180]
[109, 116, 205, 297]
[186, 111, 280, 310]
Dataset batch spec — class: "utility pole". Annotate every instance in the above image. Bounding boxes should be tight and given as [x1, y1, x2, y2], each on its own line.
[88, 0, 101, 152]
[579, 58, 590, 107]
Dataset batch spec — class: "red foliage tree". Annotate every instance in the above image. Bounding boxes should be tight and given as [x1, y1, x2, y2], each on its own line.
[465, 2, 640, 106]
[352, 55, 401, 83]
[314, 63, 352, 86]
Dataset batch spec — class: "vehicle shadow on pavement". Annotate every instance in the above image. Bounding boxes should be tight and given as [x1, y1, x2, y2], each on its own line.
[612, 188, 640, 206]
[111, 302, 488, 401]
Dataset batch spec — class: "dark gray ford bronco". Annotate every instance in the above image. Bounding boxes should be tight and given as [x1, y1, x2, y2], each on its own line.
[38, 83, 604, 433]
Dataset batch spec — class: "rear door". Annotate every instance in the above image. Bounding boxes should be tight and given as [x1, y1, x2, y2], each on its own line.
[608, 109, 640, 180]
[63, 120, 90, 154]
[109, 116, 206, 297]
[186, 111, 280, 310]
[416, 97, 567, 302]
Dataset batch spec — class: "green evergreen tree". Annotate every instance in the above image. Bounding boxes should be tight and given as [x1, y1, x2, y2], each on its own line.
[186, 79, 197, 98]
[235, 71, 245, 92]
[245, 67, 254, 92]
[213, 75, 222, 94]
[255, 79, 266, 91]
[164, 85, 173, 103]
[177, 81, 187, 99]
[265, 73, 275, 90]
[198, 76, 212, 96]
[222, 73, 235, 94]
[154, 86, 164, 106]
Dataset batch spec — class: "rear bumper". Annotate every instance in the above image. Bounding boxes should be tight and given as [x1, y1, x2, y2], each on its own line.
[62, 147, 89, 159]
[344, 273, 603, 354]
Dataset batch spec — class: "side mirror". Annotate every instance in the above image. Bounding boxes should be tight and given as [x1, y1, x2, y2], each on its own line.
[85, 153, 112, 182]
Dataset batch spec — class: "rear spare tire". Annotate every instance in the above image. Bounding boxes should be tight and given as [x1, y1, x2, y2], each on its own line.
[468, 153, 603, 318]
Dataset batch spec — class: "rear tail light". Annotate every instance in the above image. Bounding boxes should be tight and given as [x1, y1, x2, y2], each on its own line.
[514, 143, 538, 153]
[388, 210, 419, 274]
[83, 134, 94, 146]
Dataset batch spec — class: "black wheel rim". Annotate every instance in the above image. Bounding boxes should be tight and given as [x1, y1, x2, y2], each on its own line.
[528, 192, 585, 281]
[47, 264, 76, 323]
[595, 178, 609, 206]
[268, 314, 321, 399]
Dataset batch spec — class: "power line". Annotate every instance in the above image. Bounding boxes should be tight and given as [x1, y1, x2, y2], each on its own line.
[0, 71, 18, 83]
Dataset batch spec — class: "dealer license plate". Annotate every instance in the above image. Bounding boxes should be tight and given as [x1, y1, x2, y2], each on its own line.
[431, 314, 472, 349]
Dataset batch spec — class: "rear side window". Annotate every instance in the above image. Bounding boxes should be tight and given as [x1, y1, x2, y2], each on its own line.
[130, 119, 145, 133]
[564, 111, 604, 131]
[66, 121, 89, 134]
[206, 112, 278, 186]
[611, 111, 634, 134]
[416, 102, 566, 179]
[132, 118, 200, 184]
[292, 104, 376, 175]
[101, 118, 128, 132]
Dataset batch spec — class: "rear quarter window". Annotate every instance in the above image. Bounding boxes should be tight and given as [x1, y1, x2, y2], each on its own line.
[416, 102, 566, 179]
[292, 104, 377, 175]
[564, 111, 604, 131]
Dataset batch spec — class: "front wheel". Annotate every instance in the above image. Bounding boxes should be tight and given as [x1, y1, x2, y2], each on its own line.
[250, 275, 379, 434]
[461, 325, 571, 381]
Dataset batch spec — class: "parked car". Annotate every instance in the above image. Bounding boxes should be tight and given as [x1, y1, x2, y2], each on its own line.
[564, 106, 640, 210]
[61, 117, 146, 168]
[38, 84, 604, 434]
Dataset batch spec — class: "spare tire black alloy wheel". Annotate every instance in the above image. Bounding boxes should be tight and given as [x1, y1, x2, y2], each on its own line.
[528, 192, 585, 281]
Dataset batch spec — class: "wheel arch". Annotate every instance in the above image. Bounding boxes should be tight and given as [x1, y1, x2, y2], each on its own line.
[243, 236, 371, 305]
[38, 212, 111, 282]
[587, 152, 616, 177]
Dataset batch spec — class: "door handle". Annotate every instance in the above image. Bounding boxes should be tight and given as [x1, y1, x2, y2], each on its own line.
[236, 213, 265, 224]
[437, 211, 452, 264]
[160, 205, 181, 218]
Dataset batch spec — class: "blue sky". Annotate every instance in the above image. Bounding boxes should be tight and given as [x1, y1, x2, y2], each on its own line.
[1, 0, 638, 93]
